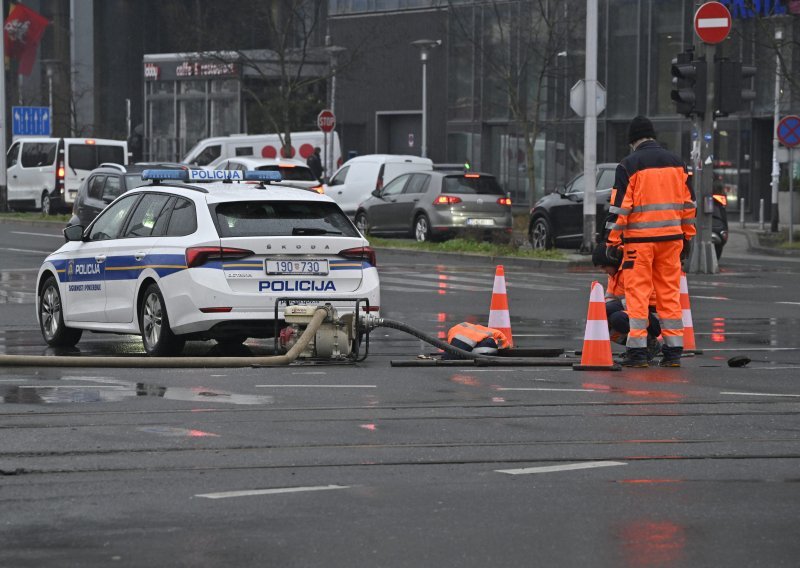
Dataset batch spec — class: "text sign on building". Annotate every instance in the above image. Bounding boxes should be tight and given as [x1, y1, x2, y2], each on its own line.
[12, 106, 51, 136]
[317, 109, 336, 133]
[694, 2, 732, 44]
[778, 115, 800, 148]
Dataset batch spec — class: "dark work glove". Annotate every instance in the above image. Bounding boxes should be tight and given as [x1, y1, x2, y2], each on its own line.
[680, 238, 692, 261]
[605, 245, 623, 264]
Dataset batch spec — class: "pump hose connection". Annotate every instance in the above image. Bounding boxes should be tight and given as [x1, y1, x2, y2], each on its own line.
[359, 315, 492, 361]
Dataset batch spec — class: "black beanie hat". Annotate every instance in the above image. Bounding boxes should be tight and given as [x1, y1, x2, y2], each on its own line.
[628, 115, 656, 145]
[592, 243, 621, 269]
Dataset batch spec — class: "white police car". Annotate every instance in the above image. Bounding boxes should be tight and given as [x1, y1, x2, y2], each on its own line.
[36, 169, 380, 356]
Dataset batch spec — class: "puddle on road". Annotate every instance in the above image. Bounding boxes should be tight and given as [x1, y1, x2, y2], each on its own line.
[0, 380, 273, 406]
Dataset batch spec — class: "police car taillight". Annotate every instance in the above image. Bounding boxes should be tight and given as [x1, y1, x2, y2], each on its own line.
[185, 246, 254, 268]
[339, 246, 376, 267]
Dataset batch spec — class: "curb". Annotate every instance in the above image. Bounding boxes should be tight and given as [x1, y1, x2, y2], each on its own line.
[0, 217, 68, 229]
[374, 246, 593, 269]
[731, 228, 800, 258]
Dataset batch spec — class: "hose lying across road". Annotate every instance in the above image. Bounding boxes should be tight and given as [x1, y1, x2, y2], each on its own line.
[0, 308, 329, 368]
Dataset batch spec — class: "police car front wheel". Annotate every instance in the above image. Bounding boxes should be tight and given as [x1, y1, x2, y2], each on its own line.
[39, 276, 82, 347]
[139, 283, 185, 356]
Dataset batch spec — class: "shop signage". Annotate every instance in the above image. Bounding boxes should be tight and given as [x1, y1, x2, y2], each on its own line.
[144, 63, 160, 80]
[175, 61, 237, 78]
[720, 0, 797, 18]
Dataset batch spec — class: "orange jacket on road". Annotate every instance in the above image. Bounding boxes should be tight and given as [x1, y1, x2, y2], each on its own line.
[447, 322, 509, 350]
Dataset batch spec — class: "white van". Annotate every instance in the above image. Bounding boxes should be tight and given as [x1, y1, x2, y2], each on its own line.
[325, 154, 433, 216]
[182, 131, 342, 173]
[7, 137, 128, 214]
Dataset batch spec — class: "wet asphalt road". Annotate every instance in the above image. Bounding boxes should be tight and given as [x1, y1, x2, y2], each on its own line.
[1, 220, 800, 567]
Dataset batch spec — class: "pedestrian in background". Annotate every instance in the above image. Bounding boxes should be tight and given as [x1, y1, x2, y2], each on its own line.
[604, 116, 696, 367]
[307, 147, 324, 182]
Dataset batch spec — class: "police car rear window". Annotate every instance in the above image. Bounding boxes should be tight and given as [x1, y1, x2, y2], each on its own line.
[214, 201, 358, 238]
[443, 175, 505, 195]
[257, 165, 317, 182]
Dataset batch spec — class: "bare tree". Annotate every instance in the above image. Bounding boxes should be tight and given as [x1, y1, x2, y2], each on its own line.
[447, 0, 582, 207]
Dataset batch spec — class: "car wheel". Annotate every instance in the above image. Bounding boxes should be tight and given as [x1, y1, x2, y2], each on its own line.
[529, 217, 553, 250]
[39, 276, 82, 347]
[414, 214, 432, 242]
[139, 283, 185, 356]
[41, 191, 53, 216]
[355, 211, 370, 235]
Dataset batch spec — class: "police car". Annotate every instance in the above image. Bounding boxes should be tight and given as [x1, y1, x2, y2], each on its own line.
[36, 169, 380, 356]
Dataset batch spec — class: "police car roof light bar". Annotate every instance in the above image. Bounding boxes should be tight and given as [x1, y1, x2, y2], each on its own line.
[244, 170, 283, 183]
[141, 169, 190, 183]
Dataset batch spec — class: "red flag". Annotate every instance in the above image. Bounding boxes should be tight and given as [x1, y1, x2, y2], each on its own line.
[4, 3, 49, 76]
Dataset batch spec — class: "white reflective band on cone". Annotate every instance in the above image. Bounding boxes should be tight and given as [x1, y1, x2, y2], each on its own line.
[583, 319, 611, 341]
[489, 310, 511, 327]
[682, 309, 693, 327]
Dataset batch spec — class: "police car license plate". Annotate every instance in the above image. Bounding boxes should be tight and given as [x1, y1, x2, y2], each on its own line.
[266, 260, 329, 275]
[466, 218, 494, 226]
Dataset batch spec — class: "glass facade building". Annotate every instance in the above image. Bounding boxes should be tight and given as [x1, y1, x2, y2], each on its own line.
[329, 0, 799, 219]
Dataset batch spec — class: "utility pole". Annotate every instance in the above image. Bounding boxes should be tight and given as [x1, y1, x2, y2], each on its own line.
[0, 19, 7, 213]
[581, 0, 598, 254]
[770, 29, 782, 232]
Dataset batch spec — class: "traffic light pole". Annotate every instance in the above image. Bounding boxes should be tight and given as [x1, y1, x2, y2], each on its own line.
[687, 41, 719, 274]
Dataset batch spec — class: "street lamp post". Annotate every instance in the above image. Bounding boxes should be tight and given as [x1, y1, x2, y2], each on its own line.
[411, 39, 440, 159]
[324, 43, 346, 181]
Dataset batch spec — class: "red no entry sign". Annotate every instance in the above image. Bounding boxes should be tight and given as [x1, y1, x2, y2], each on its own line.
[694, 2, 732, 45]
[317, 109, 336, 133]
[778, 115, 800, 148]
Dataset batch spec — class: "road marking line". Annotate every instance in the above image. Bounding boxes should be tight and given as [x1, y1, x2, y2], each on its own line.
[776, 302, 800, 305]
[196, 485, 350, 500]
[20, 385, 126, 389]
[292, 371, 327, 375]
[0, 378, 29, 382]
[721, 391, 800, 398]
[11, 231, 62, 238]
[496, 461, 626, 475]
[255, 384, 375, 388]
[694, 332, 755, 336]
[692, 295, 729, 300]
[497, 387, 596, 392]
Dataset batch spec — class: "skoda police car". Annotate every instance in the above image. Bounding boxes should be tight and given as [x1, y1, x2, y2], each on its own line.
[36, 169, 380, 356]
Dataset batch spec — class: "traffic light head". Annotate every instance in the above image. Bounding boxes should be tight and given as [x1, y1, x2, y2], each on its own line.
[715, 60, 757, 116]
[671, 52, 707, 117]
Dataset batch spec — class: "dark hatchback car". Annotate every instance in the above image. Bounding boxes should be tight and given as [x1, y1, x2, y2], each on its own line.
[354, 171, 513, 242]
[68, 162, 197, 227]
[528, 163, 728, 258]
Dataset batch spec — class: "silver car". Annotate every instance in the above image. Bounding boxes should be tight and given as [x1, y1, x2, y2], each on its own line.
[354, 171, 513, 242]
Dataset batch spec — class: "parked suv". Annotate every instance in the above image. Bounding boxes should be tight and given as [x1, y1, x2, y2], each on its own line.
[354, 170, 513, 242]
[529, 163, 728, 259]
[68, 163, 194, 227]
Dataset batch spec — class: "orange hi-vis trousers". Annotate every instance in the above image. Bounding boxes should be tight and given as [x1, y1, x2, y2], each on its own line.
[623, 240, 684, 349]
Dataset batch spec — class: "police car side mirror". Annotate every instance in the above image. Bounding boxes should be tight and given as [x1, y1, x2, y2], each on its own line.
[63, 224, 85, 242]
[371, 189, 382, 198]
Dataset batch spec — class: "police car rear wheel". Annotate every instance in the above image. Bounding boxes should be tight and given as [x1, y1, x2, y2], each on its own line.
[140, 283, 185, 356]
[39, 276, 82, 347]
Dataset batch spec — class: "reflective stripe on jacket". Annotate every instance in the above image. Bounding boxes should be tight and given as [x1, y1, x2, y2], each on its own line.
[605, 140, 697, 246]
[447, 322, 509, 350]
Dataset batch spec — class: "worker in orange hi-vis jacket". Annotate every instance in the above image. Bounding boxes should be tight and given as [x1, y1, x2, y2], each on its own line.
[604, 116, 696, 368]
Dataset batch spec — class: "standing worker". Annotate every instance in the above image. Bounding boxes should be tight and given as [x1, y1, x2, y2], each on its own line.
[604, 116, 696, 367]
[307, 147, 324, 182]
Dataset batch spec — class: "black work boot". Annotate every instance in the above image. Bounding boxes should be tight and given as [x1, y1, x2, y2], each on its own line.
[659, 346, 683, 367]
[621, 348, 649, 368]
[646, 336, 663, 362]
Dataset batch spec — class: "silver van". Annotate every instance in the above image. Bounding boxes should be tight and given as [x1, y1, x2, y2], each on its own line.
[7, 137, 128, 214]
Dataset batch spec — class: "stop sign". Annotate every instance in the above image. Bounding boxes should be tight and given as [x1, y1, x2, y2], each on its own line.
[317, 109, 336, 133]
[694, 2, 732, 45]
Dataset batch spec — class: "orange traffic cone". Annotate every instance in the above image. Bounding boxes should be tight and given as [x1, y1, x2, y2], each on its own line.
[573, 281, 620, 371]
[488, 265, 513, 347]
[680, 272, 702, 354]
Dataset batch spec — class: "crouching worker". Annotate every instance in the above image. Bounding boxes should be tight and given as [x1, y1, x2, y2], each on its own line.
[592, 244, 662, 361]
[444, 322, 510, 359]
